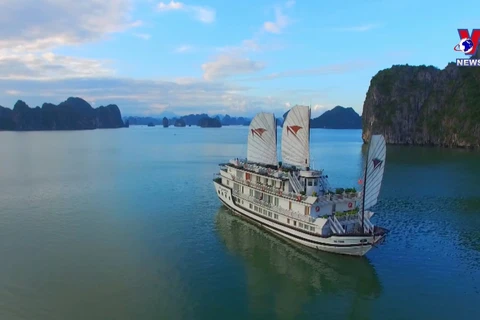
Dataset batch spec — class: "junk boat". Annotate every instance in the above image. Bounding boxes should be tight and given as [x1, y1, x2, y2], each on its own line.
[213, 105, 388, 256]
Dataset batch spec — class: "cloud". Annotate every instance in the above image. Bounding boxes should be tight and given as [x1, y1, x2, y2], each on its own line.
[240, 60, 374, 81]
[5, 90, 21, 96]
[0, 51, 114, 80]
[206, 4, 291, 82]
[157, 0, 184, 10]
[133, 33, 151, 40]
[312, 104, 326, 111]
[201, 55, 265, 81]
[333, 24, 380, 32]
[0, 76, 295, 116]
[263, 8, 290, 34]
[0, 0, 140, 51]
[156, 1, 216, 23]
[174, 45, 194, 53]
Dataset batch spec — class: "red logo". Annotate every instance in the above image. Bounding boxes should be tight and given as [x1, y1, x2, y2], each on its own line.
[251, 128, 266, 139]
[455, 29, 480, 56]
[286, 125, 302, 136]
[372, 158, 383, 170]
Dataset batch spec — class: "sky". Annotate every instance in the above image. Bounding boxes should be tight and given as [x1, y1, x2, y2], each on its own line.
[0, 0, 475, 118]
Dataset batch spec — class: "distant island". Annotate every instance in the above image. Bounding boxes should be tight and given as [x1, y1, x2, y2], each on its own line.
[282, 106, 361, 129]
[311, 106, 361, 129]
[198, 116, 222, 128]
[362, 50, 480, 149]
[0, 97, 364, 131]
[174, 118, 186, 127]
[126, 113, 250, 127]
[128, 106, 360, 129]
[0, 97, 127, 131]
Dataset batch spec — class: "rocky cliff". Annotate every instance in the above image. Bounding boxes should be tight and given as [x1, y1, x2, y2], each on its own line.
[362, 50, 480, 148]
[0, 97, 126, 130]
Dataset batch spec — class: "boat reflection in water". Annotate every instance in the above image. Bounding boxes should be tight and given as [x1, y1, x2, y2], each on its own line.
[215, 207, 383, 319]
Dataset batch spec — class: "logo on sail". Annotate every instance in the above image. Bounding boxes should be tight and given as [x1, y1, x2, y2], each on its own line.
[372, 158, 383, 170]
[251, 128, 267, 139]
[286, 125, 302, 136]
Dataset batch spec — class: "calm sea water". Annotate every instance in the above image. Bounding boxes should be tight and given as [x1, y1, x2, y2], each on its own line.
[0, 126, 479, 320]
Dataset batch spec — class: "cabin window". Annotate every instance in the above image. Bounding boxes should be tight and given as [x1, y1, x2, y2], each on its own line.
[314, 179, 318, 186]
[266, 195, 272, 204]
[249, 189, 254, 197]
[289, 202, 292, 210]
[310, 226, 315, 232]
[256, 176, 261, 183]
[305, 207, 310, 215]
[304, 225, 308, 230]
[293, 221, 297, 226]
[227, 180, 230, 186]
[254, 206, 258, 211]
[299, 222, 303, 228]
[241, 186, 244, 193]
[268, 212, 272, 217]
[274, 197, 279, 206]
[287, 218, 290, 224]
[218, 190, 220, 194]
[254, 190, 261, 199]
[233, 183, 239, 191]
[308, 179, 313, 186]
[274, 214, 278, 219]
[249, 204, 253, 209]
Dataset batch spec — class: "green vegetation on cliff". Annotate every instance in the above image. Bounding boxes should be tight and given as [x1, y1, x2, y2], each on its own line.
[362, 51, 480, 149]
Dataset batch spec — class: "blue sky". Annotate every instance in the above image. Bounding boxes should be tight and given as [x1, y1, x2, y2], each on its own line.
[0, 0, 474, 117]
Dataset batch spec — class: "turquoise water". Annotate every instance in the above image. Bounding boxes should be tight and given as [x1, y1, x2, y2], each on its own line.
[0, 126, 479, 319]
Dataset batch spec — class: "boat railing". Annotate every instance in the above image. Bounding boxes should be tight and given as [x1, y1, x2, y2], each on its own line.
[231, 175, 309, 202]
[357, 212, 374, 233]
[232, 190, 314, 223]
[230, 173, 360, 206]
[229, 159, 290, 180]
[335, 213, 359, 222]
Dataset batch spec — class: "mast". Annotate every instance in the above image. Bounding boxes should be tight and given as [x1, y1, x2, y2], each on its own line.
[361, 146, 369, 233]
[307, 106, 311, 169]
[274, 116, 278, 167]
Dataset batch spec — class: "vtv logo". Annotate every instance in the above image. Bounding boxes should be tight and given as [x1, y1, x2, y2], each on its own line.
[455, 29, 480, 67]
[456, 29, 480, 55]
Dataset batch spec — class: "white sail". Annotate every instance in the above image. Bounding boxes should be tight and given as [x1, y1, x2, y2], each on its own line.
[247, 112, 278, 166]
[281, 105, 310, 167]
[361, 135, 386, 210]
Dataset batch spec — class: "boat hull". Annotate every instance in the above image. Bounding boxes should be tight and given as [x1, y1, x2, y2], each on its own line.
[214, 181, 386, 257]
